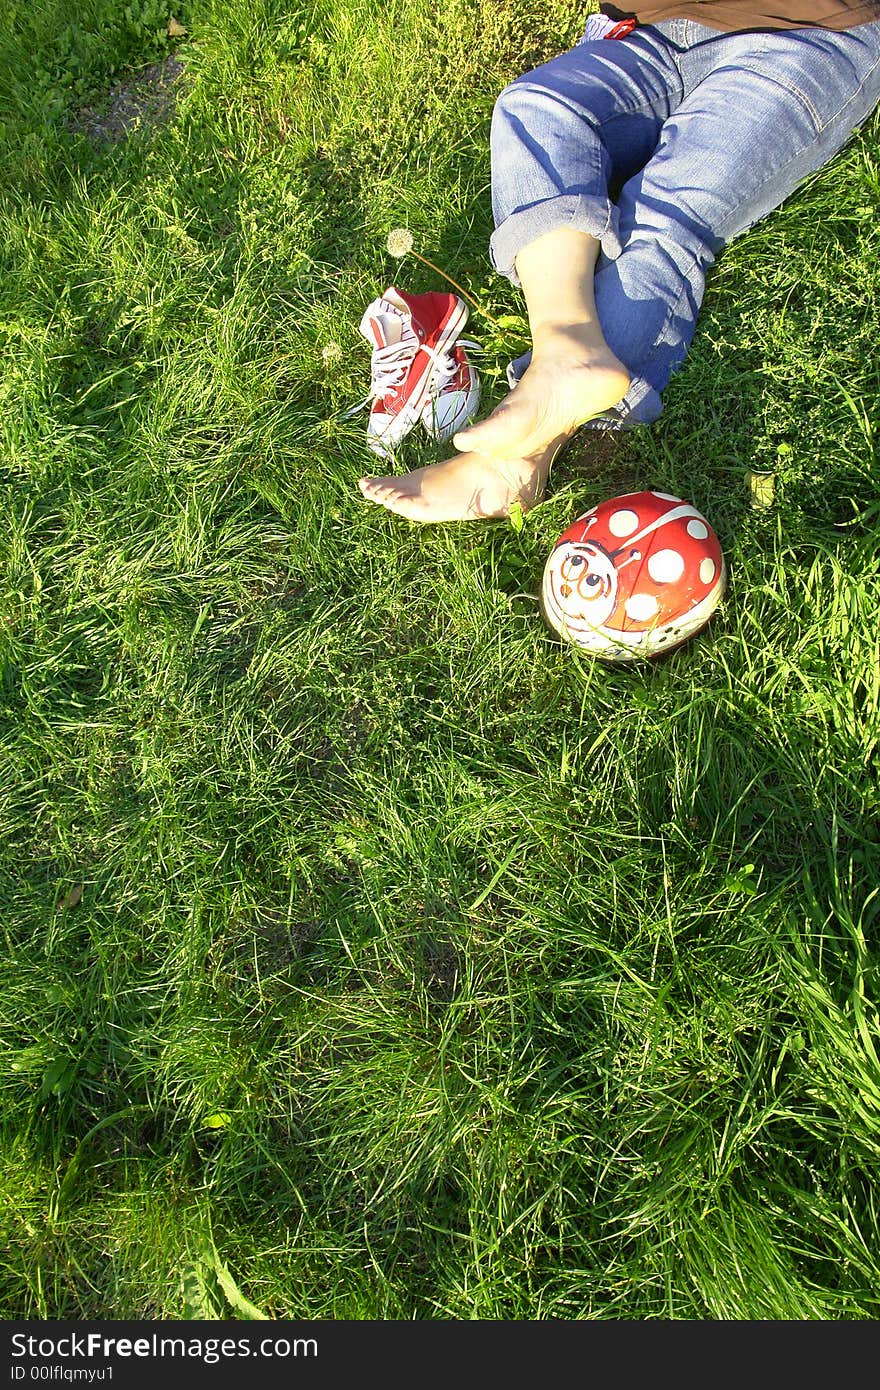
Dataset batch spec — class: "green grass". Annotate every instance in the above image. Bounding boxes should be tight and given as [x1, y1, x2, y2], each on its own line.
[1, 0, 879, 1320]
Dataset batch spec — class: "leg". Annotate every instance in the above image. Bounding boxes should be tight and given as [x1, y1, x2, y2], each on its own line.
[451, 226, 630, 460]
[593, 18, 880, 426]
[505, 18, 880, 429]
[359, 32, 682, 521]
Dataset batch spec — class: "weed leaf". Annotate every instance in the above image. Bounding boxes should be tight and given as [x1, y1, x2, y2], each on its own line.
[212, 1256, 269, 1320]
[181, 1265, 220, 1320]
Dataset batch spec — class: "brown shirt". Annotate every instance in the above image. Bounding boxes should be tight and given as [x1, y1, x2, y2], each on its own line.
[602, 0, 880, 30]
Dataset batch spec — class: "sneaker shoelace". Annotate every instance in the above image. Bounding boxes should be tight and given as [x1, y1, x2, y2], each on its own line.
[342, 338, 481, 420]
[368, 337, 420, 403]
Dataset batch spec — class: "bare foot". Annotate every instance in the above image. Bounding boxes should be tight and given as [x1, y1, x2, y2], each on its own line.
[358, 445, 556, 523]
[453, 337, 630, 461]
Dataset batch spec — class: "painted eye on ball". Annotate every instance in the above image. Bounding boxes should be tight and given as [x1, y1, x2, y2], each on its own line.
[560, 554, 585, 581]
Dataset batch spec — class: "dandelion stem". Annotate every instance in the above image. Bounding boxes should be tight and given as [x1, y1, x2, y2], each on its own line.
[406, 249, 506, 332]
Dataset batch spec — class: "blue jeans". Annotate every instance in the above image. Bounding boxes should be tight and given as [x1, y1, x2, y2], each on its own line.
[490, 18, 880, 426]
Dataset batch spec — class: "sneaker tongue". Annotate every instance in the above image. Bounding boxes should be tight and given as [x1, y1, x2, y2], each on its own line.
[359, 300, 405, 350]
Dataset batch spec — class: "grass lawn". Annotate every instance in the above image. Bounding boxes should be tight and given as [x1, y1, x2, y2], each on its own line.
[2, 0, 880, 1320]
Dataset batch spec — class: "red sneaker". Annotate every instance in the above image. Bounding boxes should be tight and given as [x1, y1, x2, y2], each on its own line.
[358, 286, 469, 459]
[421, 341, 481, 444]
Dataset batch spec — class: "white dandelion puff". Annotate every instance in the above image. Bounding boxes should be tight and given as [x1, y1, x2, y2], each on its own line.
[382, 228, 503, 330]
[386, 227, 415, 258]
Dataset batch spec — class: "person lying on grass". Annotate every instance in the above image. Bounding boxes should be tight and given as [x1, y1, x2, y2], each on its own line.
[359, 0, 880, 523]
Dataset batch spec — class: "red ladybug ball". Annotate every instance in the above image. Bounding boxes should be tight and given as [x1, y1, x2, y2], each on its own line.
[541, 491, 726, 661]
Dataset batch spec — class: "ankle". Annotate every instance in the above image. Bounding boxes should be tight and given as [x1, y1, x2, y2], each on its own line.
[529, 320, 615, 364]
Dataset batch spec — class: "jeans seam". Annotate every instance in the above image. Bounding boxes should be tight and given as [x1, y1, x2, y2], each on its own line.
[712, 58, 880, 242]
[815, 50, 880, 134]
[738, 45, 880, 137]
[511, 71, 678, 127]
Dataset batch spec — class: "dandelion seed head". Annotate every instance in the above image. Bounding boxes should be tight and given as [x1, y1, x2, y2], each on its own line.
[321, 341, 343, 367]
[386, 227, 414, 258]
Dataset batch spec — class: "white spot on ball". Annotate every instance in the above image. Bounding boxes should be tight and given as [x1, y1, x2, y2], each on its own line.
[687, 519, 709, 540]
[608, 508, 639, 537]
[624, 593, 659, 622]
[647, 548, 685, 583]
[699, 557, 716, 584]
[651, 491, 681, 501]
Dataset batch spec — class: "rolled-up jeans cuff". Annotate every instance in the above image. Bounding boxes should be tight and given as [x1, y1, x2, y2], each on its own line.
[489, 193, 622, 285]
